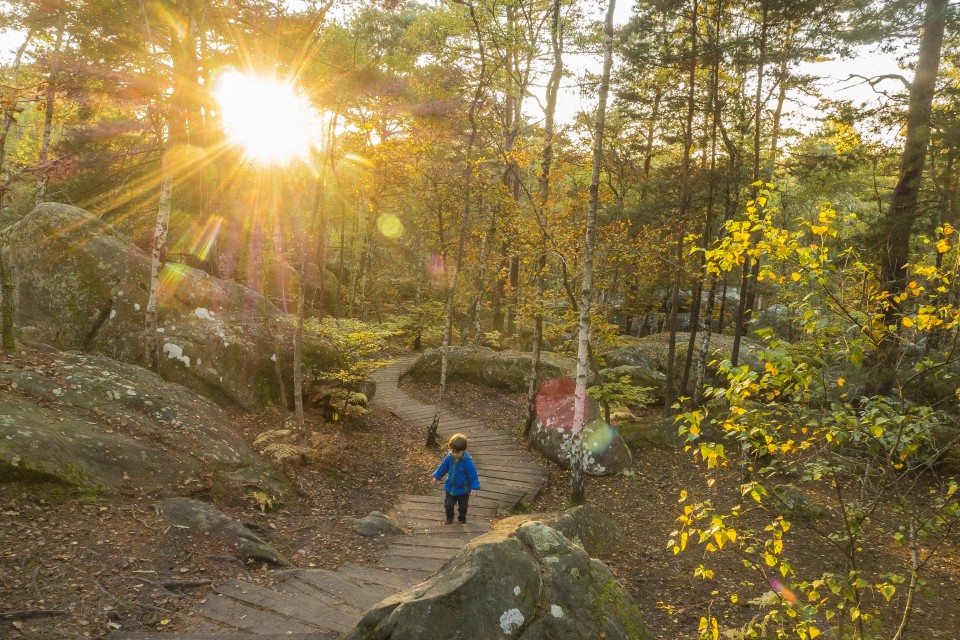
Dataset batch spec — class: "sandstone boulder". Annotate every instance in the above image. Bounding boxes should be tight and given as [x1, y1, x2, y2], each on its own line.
[402, 346, 573, 392]
[3, 203, 337, 409]
[351, 511, 406, 537]
[0, 351, 285, 497]
[344, 521, 649, 640]
[528, 377, 632, 476]
[494, 505, 622, 555]
[161, 497, 291, 566]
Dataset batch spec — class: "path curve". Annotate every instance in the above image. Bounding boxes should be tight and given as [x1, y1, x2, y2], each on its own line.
[118, 356, 549, 639]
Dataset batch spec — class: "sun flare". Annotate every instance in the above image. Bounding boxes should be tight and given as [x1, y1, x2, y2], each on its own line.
[213, 71, 319, 164]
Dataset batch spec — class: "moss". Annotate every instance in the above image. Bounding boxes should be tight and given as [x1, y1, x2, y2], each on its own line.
[591, 573, 649, 639]
[0, 458, 102, 501]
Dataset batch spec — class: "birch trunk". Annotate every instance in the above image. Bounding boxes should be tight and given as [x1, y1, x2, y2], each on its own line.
[572, 0, 616, 506]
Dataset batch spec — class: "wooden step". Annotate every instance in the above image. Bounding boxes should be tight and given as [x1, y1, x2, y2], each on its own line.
[198, 593, 319, 634]
[387, 545, 459, 560]
[213, 581, 357, 632]
[379, 554, 446, 573]
[338, 564, 424, 590]
[288, 568, 396, 611]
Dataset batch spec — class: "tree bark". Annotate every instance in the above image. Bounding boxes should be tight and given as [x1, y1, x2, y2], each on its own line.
[524, 0, 563, 437]
[36, 23, 64, 205]
[879, 0, 947, 316]
[572, 0, 616, 506]
[428, 0, 487, 448]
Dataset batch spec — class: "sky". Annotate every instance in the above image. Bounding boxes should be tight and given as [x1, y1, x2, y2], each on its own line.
[0, 0, 906, 137]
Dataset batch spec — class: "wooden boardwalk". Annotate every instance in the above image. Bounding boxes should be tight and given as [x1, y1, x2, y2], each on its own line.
[117, 357, 549, 639]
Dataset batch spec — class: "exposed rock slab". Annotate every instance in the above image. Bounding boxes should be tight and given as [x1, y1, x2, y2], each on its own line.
[402, 346, 573, 392]
[161, 497, 291, 566]
[494, 505, 621, 555]
[344, 520, 648, 640]
[4, 203, 336, 409]
[352, 511, 407, 537]
[0, 351, 284, 497]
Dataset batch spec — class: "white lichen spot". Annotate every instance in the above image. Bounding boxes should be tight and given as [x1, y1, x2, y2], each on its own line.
[499, 609, 524, 635]
[109, 310, 117, 319]
[544, 556, 560, 564]
[156, 327, 164, 333]
[550, 605, 564, 618]
[134, 303, 141, 311]
[162, 343, 191, 368]
[270, 353, 277, 362]
[194, 307, 214, 321]
[514, 586, 521, 596]
[126, 388, 137, 396]
[53, 388, 64, 397]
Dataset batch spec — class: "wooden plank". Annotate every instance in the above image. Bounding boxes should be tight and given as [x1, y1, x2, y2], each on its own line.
[292, 569, 397, 611]
[199, 594, 318, 634]
[399, 494, 501, 509]
[387, 534, 476, 550]
[215, 581, 358, 632]
[380, 554, 446, 572]
[387, 545, 459, 560]
[338, 564, 424, 590]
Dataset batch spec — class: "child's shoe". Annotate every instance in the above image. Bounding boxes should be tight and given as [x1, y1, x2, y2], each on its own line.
[444, 517, 453, 525]
[457, 518, 467, 524]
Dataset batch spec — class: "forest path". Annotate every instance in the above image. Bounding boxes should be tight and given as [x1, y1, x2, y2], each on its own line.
[117, 356, 550, 639]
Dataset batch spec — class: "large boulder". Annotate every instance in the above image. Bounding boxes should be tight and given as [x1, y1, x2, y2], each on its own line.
[494, 505, 622, 555]
[602, 332, 763, 388]
[0, 350, 285, 497]
[402, 345, 574, 392]
[344, 520, 649, 640]
[529, 377, 632, 476]
[3, 203, 337, 409]
[161, 497, 291, 566]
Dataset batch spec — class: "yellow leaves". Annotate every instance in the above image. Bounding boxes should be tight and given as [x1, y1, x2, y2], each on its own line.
[764, 552, 777, 567]
[810, 225, 828, 235]
[791, 272, 802, 282]
[837, 378, 845, 387]
[765, 362, 779, 376]
[878, 583, 896, 601]
[679, 489, 689, 503]
[902, 316, 914, 328]
[698, 616, 719, 640]
[937, 238, 952, 254]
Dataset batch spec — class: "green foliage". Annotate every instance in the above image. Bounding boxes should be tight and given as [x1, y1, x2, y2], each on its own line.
[673, 187, 960, 639]
[587, 375, 655, 409]
[305, 318, 397, 423]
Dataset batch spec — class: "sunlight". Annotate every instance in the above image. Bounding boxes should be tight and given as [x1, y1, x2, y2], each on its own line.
[213, 71, 320, 164]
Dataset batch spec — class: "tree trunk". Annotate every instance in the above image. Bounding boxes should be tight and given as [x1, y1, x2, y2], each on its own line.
[665, 0, 698, 410]
[524, 0, 563, 438]
[35, 24, 64, 205]
[878, 0, 948, 392]
[572, 0, 616, 506]
[428, 0, 487, 448]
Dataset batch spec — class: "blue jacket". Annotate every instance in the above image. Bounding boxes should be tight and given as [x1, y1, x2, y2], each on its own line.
[433, 452, 481, 496]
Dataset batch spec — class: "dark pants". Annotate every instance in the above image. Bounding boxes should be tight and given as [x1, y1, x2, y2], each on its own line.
[444, 492, 470, 523]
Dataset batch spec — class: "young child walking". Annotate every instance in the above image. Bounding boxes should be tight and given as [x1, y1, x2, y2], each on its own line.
[430, 433, 481, 524]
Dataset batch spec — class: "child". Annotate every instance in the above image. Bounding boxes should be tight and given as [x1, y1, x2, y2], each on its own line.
[430, 433, 481, 524]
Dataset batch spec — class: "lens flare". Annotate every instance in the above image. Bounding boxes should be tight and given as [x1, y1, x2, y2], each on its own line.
[377, 213, 404, 239]
[213, 71, 320, 164]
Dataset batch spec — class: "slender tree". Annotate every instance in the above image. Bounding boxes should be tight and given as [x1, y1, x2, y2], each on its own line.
[571, 0, 616, 506]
